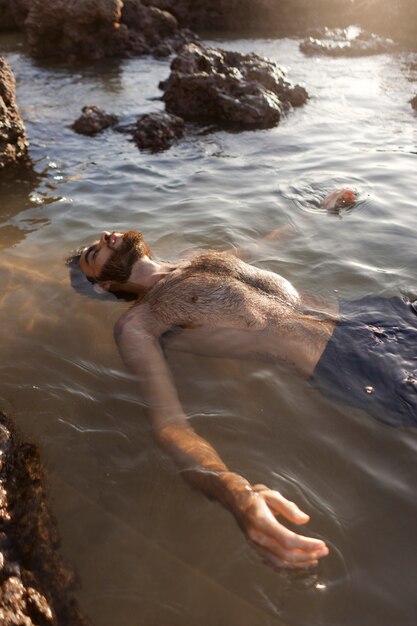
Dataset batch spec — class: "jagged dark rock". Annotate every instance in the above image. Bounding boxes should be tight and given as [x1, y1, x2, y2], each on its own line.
[411, 95, 417, 111]
[0, 57, 29, 172]
[25, 0, 124, 61]
[23, 0, 198, 61]
[161, 43, 308, 129]
[71, 106, 119, 136]
[133, 111, 185, 151]
[121, 0, 199, 57]
[0, 412, 90, 626]
[300, 29, 396, 57]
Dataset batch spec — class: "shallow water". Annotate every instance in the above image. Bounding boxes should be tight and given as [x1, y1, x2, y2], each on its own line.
[1, 31, 417, 626]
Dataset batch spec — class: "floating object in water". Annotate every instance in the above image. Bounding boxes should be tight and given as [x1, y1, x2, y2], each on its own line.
[321, 188, 357, 210]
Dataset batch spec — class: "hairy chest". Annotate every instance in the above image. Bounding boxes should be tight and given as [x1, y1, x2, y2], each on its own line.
[145, 253, 300, 331]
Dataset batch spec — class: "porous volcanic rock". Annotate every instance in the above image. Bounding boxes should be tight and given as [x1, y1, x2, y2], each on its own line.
[411, 95, 417, 111]
[300, 29, 396, 57]
[25, 0, 124, 60]
[121, 0, 198, 57]
[160, 43, 308, 129]
[24, 0, 198, 61]
[0, 412, 89, 626]
[71, 106, 118, 136]
[133, 111, 185, 151]
[0, 57, 29, 172]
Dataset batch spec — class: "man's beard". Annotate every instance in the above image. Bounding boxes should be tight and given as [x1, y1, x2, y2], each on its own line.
[98, 230, 150, 283]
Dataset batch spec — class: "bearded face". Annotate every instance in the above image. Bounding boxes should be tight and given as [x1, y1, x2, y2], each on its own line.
[98, 230, 152, 283]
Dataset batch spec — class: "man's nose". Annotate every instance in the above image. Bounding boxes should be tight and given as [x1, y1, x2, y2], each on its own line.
[99, 231, 111, 247]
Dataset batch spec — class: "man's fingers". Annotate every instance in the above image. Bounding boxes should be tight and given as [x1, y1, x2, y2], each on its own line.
[259, 488, 310, 525]
[249, 530, 323, 566]
[252, 543, 319, 570]
[247, 485, 329, 568]
[255, 521, 328, 558]
[249, 500, 329, 556]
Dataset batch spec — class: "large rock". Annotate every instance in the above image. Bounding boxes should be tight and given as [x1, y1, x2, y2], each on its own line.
[0, 57, 28, 172]
[25, 0, 124, 60]
[121, 0, 199, 57]
[161, 43, 308, 129]
[24, 0, 198, 61]
[0, 412, 89, 626]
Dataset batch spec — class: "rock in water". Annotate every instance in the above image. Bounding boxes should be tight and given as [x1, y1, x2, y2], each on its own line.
[0, 57, 28, 172]
[133, 111, 185, 151]
[71, 106, 119, 136]
[161, 43, 308, 129]
[25, 0, 124, 60]
[24, 0, 197, 61]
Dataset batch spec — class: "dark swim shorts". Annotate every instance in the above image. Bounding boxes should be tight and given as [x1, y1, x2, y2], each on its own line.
[311, 295, 417, 427]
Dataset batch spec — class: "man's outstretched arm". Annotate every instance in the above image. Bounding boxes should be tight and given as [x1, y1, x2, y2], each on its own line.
[115, 304, 328, 569]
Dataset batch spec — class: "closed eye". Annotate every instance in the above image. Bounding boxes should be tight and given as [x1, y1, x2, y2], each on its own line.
[86, 244, 98, 266]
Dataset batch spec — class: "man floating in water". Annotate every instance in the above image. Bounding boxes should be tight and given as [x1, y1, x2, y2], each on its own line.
[73, 206, 416, 569]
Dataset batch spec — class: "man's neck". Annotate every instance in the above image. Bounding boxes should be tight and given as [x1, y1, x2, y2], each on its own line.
[129, 256, 176, 290]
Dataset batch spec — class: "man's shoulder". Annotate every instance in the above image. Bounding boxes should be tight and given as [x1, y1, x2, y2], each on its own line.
[114, 302, 169, 344]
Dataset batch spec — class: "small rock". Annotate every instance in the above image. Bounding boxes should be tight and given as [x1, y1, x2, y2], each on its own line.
[71, 106, 118, 136]
[410, 95, 417, 110]
[133, 111, 185, 151]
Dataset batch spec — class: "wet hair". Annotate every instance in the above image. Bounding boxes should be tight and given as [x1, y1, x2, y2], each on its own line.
[66, 251, 137, 302]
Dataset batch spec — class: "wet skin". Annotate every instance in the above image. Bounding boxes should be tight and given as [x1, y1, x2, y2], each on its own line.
[78, 230, 335, 569]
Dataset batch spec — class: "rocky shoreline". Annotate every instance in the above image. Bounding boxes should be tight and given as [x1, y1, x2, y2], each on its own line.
[0, 412, 89, 626]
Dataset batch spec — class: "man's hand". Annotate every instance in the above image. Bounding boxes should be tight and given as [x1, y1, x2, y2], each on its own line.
[239, 484, 329, 569]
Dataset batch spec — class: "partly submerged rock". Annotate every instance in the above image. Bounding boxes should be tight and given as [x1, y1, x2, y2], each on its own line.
[411, 95, 417, 111]
[0, 57, 29, 172]
[0, 412, 89, 626]
[161, 43, 308, 129]
[71, 106, 119, 136]
[300, 29, 396, 57]
[133, 111, 185, 151]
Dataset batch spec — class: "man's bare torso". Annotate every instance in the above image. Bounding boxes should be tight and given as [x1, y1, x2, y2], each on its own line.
[140, 251, 339, 377]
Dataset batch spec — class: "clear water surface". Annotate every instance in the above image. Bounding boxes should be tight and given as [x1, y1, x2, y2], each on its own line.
[0, 30, 416, 626]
